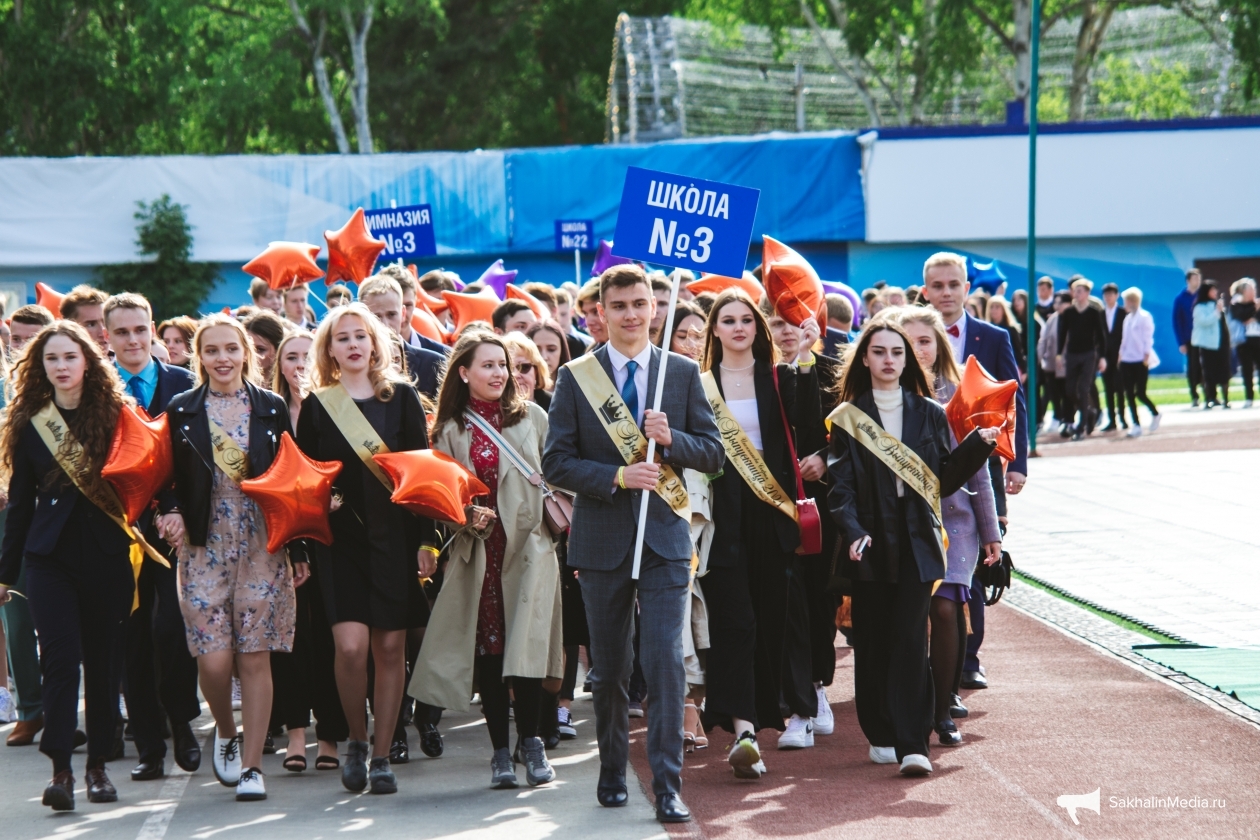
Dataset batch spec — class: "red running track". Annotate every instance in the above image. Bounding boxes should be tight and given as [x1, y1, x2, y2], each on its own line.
[628, 601, 1260, 839]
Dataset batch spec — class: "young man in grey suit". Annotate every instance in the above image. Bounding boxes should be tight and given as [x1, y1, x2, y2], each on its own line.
[543, 265, 723, 824]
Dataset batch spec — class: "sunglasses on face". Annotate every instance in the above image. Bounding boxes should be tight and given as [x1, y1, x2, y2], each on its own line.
[514, 363, 535, 375]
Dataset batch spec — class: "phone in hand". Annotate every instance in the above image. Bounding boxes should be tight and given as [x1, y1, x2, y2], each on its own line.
[855, 535, 871, 557]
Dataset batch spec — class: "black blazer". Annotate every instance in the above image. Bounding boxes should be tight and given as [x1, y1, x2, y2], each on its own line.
[707, 360, 819, 564]
[795, 354, 842, 560]
[403, 344, 447, 399]
[1103, 305, 1127, 363]
[826, 390, 994, 584]
[138, 358, 195, 540]
[0, 418, 132, 586]
[165, 381, 296, 550]
[416, 334, 450, 357]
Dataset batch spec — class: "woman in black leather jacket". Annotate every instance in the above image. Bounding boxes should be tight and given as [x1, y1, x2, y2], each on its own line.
[157, 314, 308, 803]
[827, 320, 996, 777]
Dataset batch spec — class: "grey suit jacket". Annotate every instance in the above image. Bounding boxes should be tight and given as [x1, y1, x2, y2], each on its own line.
[542, 344, 724, 570]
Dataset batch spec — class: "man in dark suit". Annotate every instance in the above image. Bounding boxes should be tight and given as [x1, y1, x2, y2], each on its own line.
[359, 275, 447, 399]
[919, 253, 1028, 690]
[1099, 282, 1128, 431]
[543, 266, 723, 824]
[104, 294, 202, 781]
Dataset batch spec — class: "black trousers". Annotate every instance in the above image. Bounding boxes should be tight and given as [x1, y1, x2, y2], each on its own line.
[1064, 352, 1098, 431]
[698, 560, 758, 730]
[1120, 362, 1159, 424]
[1198, 345, 1231, 403]
[1237, 337, 1260, 401]
[803, 554, 838, 686]
[476, 653, 541, 751]
[25, 513, 134, 772]
[1101, 360, 1125, 425]
[850, 524, 934, 761]
[270, 567, 349, 743]
[125, 551, 201, 762]
[1186, 345, 1203, 400]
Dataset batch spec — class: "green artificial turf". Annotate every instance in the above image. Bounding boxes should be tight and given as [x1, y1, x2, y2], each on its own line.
[1133, 645, 1260, 712]
[1012, 570, 1184, 645]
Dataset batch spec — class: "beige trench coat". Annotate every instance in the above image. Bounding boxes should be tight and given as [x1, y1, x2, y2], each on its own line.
[408, 402, 563, 713]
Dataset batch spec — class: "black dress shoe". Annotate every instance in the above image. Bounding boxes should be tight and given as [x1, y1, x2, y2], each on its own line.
[43, 770, 75, 811]
[948, 694, 969, 718]
[263, 732, 277, 755]
[131, 758, 165, 781]
[86, 766, 118, 803]
[655, 792, 692, 823]
[172, 722, 201, 772]
[935, 719, 962, 746]
[960, 669, 988, 690]
[597, 766, 628, 808]
[417, 723, 443, 758]
[389, 738, 410, 764]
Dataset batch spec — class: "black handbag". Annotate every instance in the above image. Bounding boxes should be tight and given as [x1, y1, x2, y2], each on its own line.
[974, 549, 1014, 605]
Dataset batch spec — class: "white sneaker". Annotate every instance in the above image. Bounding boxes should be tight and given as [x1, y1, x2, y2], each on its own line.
[235, 767, 266, 801]
[1149, 414, 1162, 432]
[230, 678, 242, 711]
[556, 706, 576, 739]
[728, 732, 762, 779]
[213, 733, 243, 787]
[1246, 400, 1254, 409]
[0, 687, 16, 724]
[811, 684, 834, 735]
[751, 759, 767, 776]
[1126, 425, 1142, 438]
[869, 745, 898, 764]
[778, 715, 814, 750]
[899, 754, 933, 775]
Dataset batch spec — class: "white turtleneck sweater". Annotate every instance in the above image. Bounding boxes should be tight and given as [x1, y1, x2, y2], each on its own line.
[872, 386, 905, 497]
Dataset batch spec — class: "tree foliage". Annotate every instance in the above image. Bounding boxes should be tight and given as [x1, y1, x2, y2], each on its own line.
[98, 196, 221, 320]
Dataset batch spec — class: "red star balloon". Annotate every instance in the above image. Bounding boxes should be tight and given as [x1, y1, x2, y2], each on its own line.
[240, 433, 343, 553]
[688, 273, 763, 301]
[243, 241, 325, 291]
[324, 207, 386, 286]
[36, 283, 64, 319]
[945, 356, 1018, 461]
[507, 284, 549, 321]
[762, 236, 825, 330]
[102, 405, 174, 524]
[411, 308, 448, 344]
[372, 449, 490, 525]
[443, 289, 501, 339]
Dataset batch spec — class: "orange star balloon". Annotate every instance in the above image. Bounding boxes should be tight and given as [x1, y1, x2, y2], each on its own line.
[324, 208, 386, 286]
[443, 288, 501, 338]
[945, 357, 1018, 461]
[36, 283, 64, 319]
[411, 308, 447, 343]
[688, 273, 763, 301]
[372, 449, 490, 525]
[243, 241, 325, 291]
[240, 433, 343, 553]
[102, 405, 174, 524]
[419, 288, 450, 316]
[507, 285, 549, 321]
[762, 236, 825, 330]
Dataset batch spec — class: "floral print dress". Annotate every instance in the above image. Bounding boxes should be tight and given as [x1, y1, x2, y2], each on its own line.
[468, 397, 506, 657]
[177, 387, 295, 657]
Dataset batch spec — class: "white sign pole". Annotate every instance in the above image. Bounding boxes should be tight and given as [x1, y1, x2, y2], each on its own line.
[630, 268, 683, 581]
[574, 248, 582, 287]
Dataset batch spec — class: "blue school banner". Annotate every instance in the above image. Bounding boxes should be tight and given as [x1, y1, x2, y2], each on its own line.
[554, 219, 595, 251]
[364, 204, 438, 263]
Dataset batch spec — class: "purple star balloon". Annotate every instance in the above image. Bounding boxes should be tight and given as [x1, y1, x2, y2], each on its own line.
[475, 260, 516, 300]
[821, 280, 863, 326]
[590, 240, 635, 278]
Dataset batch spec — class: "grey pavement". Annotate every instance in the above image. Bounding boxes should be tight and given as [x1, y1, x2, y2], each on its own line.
[0, 692, 668, 840]
[1006, 409, 1260, 648]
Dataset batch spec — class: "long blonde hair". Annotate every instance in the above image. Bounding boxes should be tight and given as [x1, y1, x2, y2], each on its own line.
[308, 303, 408, 401]
[191, 314, 261, 387]
[271, 330, 314, 404]
[888, 306, 961, 386]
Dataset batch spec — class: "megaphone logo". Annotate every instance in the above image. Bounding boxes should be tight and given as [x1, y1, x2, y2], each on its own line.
[1056, 787, 1101, 825]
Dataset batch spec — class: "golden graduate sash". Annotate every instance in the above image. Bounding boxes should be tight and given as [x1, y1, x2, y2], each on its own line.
[206, 419, 250, 483]
[566, 354, 690, 521]
[826, 401, 947, 549]
[314, 383, 394, 491]
[32, 402, 168, 611]
[700, 371, 797, 523]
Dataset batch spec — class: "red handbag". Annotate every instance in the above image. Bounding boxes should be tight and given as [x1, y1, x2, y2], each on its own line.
[771, 365, 823, 556]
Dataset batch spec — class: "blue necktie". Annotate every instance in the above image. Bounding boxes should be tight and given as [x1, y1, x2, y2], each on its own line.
[621, 360, 639, 424]
[127, 375, 147, 408]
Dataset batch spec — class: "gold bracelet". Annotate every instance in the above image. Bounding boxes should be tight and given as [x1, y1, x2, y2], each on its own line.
[419, 545, 440, 556]
[798, 354, 816, 368]
[617, 466, 626, 489]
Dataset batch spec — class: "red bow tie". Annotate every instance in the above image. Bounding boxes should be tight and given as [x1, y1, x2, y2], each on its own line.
[947, 324, 961, 338]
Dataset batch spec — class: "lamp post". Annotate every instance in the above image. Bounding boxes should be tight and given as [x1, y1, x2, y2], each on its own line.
[1026, 0, 1042, 454]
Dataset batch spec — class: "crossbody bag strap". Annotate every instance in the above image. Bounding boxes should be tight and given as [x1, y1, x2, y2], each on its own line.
[770, 365, 807, 499]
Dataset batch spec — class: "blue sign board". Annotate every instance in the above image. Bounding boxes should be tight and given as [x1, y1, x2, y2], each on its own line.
[554, 220, 595, 251]
[611, 167, 760, 278]
[364, 204, 437, 263]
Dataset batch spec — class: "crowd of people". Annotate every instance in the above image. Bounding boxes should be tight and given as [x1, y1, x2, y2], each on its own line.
[0, 248, 1074, 822]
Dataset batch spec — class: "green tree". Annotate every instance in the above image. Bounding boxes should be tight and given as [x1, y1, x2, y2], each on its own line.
[98, 195, 220, 321]
[1095, 55, 1196, 118]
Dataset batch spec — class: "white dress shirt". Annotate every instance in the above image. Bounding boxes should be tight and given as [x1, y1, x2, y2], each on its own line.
[944, 314, 967, 364]
[1118, 307, 1154, 363]
[607, 342, 652, 427]
[405, 329, 423, 349]
[1105, 304, 1119, 332]
[726, 399, 762, 451]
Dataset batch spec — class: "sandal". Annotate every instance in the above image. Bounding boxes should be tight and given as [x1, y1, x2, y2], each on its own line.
[683, 703, 701, 754]
[315, 755, 340, 771]
[283, 754, 307, 773]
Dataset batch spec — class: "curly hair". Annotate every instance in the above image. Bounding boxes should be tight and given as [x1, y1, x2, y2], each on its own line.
[308, 303, 409, 401]
[0, 321, 128, 498]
